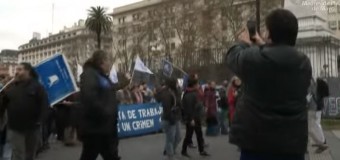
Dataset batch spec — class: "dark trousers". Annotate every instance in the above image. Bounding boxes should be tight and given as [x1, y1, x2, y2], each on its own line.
[9, 129, 40, 160]
[80, 134, 119, 160]
[240, 150, 304, 160]
[182, 120, 204, 153]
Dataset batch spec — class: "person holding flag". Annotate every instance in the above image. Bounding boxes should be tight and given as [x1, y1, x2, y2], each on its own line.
[0, 63, 49, 160]
[79, 50, 129, 160]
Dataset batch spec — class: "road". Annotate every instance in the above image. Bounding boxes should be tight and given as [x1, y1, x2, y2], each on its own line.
[37, 131, 240, 160]
[36, 130, 340, 160]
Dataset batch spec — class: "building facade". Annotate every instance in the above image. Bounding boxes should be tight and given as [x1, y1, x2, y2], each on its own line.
[0, 49, 18, 77]
[111, 0, 284, 72]
[18, 20, 113, 74]
[286, 0, 340, 78]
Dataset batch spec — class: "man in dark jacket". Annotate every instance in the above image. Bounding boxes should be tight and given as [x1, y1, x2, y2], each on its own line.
[0, 63, 49, 160]
[226, 9, 312, 160]
[79, 50, 123, 160]
[181, 78, 209, 157]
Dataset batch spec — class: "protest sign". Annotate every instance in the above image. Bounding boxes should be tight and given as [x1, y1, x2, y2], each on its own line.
[35, 54, 78, 106]
[118, 103, 163, 138]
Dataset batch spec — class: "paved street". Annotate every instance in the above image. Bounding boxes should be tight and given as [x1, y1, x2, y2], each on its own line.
[37, 131, 239, 160]
[35, 130, 340, 160]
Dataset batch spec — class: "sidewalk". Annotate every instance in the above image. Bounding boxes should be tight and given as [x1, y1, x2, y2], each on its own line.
[308, 130, 340, 160]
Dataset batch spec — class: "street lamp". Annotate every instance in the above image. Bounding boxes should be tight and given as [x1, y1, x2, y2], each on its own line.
[256, 0, 260, 32]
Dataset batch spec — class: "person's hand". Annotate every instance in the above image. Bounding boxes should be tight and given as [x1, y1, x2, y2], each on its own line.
[237, 28, 252, 45]
[253, 32, 266, 45]
[190, 120, 195, 126]
[62, 100, 73, 106]
[125, 73, 131, 80]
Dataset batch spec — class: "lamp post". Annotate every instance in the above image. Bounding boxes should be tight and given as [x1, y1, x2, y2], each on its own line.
[256, 0, 261, 32]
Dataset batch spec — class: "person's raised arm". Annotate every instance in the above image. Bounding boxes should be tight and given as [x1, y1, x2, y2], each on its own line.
[226, 28, 265, 78]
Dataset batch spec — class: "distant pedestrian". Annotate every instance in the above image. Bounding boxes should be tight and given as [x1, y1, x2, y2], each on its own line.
[79, 50, 121, 160]
[217, 80, 229, 135]
[158, 78, 182, 160]
[181, 78, 210, 158]
[226, 9, 311, 160]
[227, 77, 242, 124]
[307, 78, 329, 153]
[0, 62, 49, 160]
[204, 81, 219, 136]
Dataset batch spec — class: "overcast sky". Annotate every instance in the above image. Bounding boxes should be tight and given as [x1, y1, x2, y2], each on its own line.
[0, 0, 141, 51]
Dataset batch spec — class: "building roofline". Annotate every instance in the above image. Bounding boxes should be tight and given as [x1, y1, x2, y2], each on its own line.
[111, 0, 164, 16]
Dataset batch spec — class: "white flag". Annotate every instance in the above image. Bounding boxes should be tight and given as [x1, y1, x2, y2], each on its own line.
[110, 64, 119, 83]
[77, 63, 83, 82]
[134, 56, 153, 74]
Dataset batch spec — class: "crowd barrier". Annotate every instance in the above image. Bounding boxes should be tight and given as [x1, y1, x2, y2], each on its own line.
[323, 97, 340, 118]
[118, 103, 163, 138]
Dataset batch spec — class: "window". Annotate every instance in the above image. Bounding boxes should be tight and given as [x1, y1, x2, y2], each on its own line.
[148, 10, 154, 17]
[328, 5, 337, 13]
[118, 17, 126, 24]
[329, 21, 337, 30]
[171, 17, 175, 25]
[183, 3, 192, 9]
[118, 27, 127, 34]
[133, 25, 142, 33]
[166, 6, 174, 14]
[171, 30, 176, 38]
[133, 13, 140, 20]
[171, 43, 176, 50]
[205, 0, 213, 5]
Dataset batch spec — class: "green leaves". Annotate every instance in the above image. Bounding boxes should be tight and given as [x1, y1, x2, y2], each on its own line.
[86, 6, 112, 49]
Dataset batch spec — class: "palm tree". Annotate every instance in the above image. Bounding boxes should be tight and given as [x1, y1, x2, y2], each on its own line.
[86, 6, 112, 49]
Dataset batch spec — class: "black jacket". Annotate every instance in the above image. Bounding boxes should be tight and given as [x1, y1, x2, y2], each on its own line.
[182, 88, 204, 122]
[79, 67, 119, 136]
[0, 79, 48, 132]
[158, 88, 181, 124]
[226, 43, 312, 155]
[316, 79, 329, 111]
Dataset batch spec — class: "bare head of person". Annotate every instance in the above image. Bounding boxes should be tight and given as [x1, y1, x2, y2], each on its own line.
[209, 81, 216, 88]
[15, 63, 38, 82]
[263, 9, 298, 46]
[88, 50, 111, 74]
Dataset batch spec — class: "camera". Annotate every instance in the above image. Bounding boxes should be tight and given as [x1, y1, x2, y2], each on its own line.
[247, 20, 257, 42]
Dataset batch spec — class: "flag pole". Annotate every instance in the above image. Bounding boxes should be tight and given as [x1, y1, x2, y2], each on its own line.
[129, 69, 135, 85]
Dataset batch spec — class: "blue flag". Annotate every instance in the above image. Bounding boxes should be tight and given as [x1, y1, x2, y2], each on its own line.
[182, 74, 189, 90]
[35, 54, 78, 106]
[162, 60, 173, 77]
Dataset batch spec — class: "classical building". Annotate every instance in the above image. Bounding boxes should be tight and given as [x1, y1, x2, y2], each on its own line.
[18, 20, 113, 74]
[285, 0, 340, 78]
[0, 49, 18, 77]
[111, 0, 284, 72]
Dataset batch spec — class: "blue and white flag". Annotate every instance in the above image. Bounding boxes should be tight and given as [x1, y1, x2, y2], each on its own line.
[35, 54, 78, 106]
[134, 56, 153, 74]
[110, 64, 118, 84]
[162, 59, 173, 77]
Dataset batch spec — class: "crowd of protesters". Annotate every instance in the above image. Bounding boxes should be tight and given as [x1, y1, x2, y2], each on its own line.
[0, 8, 335, 160]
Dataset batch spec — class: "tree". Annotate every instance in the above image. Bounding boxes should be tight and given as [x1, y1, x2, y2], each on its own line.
[86, 6, 112, 49]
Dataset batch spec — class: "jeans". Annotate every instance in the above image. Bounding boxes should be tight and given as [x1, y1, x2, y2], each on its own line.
[0, 143, 12, 160]
[308, 110, 325, 145]
[241, 150, 305, 160]
[162, 121, 181, 157]
[9, 129, 40, 160]
[218, 109, 229, 134]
